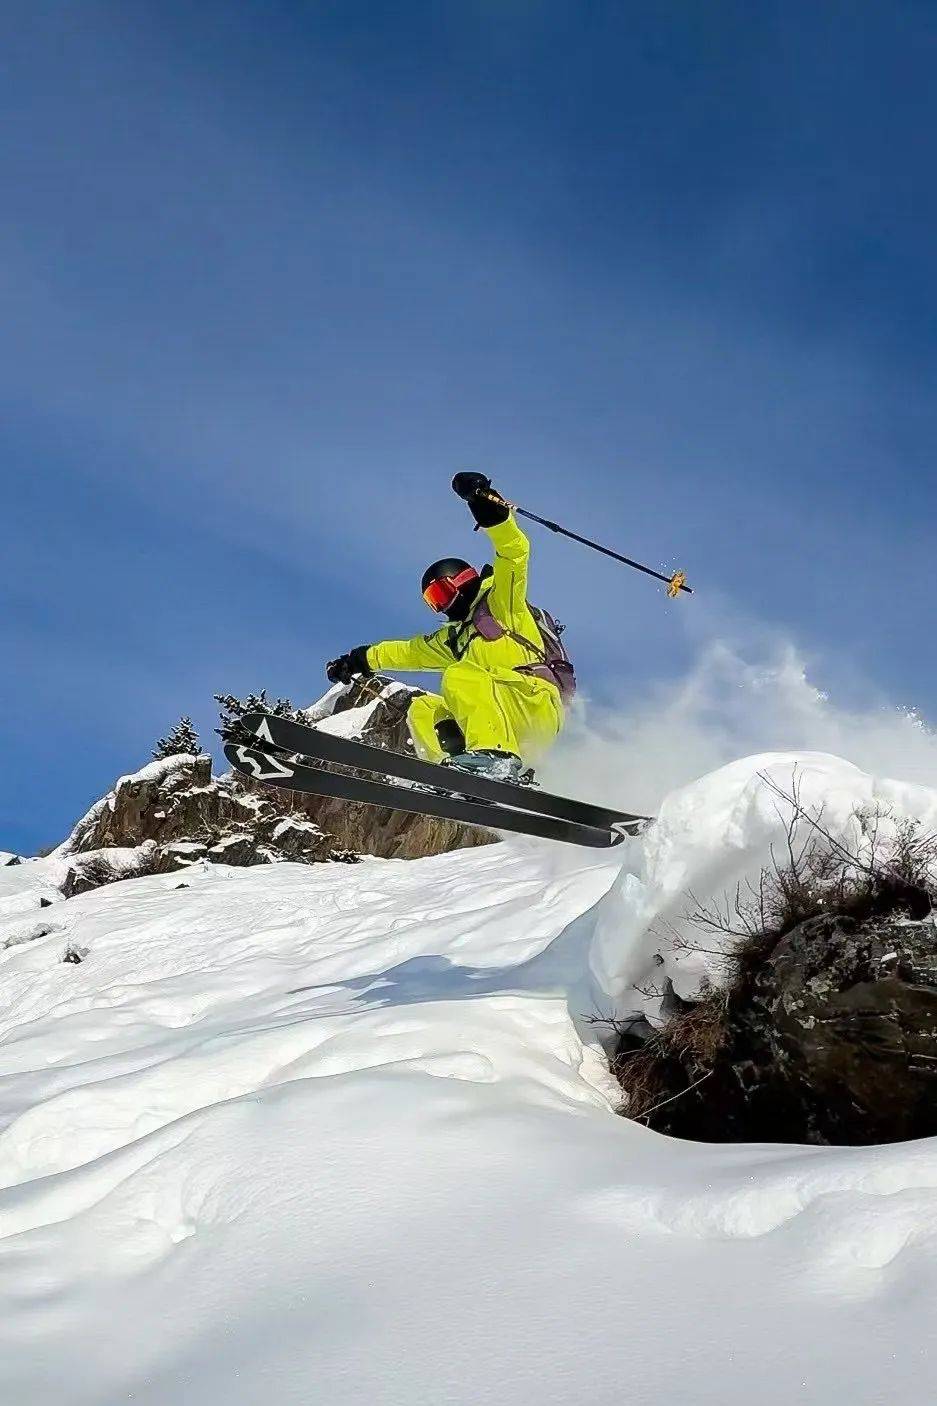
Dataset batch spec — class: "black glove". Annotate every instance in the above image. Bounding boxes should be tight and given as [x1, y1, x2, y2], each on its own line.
[452, 471, 491, 499]
[451, 472, 510, 528]
[326, 646, 373, 685]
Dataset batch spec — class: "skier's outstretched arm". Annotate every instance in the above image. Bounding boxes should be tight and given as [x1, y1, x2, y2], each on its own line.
[326, 633, 450, 683]
[451, 472, 533, 633]
[366, 633, 451, 673]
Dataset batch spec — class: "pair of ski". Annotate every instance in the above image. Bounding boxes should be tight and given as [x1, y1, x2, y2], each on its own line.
[223, 712, 649, 849]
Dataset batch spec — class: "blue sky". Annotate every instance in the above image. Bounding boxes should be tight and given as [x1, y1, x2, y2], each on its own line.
[2, 0, 936, 852]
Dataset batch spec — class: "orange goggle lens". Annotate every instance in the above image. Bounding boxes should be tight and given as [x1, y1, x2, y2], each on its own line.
[422, 567, 477, 612]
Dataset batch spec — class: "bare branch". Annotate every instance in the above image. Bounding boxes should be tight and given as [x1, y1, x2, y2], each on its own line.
[637, 1070, 713, 1123]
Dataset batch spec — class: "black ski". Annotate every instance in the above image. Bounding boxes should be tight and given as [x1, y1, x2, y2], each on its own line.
[233, 711, 649, 833]
[223, 738, 630, 849]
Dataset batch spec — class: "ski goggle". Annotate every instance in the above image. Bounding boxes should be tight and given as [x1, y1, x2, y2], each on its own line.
[422, 566, 478, 613]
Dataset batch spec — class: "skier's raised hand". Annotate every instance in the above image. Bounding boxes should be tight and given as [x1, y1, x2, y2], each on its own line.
[452, 471, 491, 499]
[326, 646, 373, 685]
[451, 472, 510, 528]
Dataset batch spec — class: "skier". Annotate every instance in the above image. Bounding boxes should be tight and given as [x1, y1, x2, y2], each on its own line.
[326, 473, 573, 780]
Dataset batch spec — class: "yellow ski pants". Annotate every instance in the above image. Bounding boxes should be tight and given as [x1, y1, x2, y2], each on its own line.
[406, 661, 563, 764]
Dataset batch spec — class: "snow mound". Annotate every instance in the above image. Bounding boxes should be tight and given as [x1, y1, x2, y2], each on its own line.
[0, 857, 65, 921]
[591, 750, 937, 1014]
[1, 753, 937, 1404]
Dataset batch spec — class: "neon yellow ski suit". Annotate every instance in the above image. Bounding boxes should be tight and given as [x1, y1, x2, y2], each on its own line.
[365, 515, 563, 764]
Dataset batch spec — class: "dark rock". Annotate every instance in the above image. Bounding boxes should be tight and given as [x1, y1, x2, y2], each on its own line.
[61, 868, 96, 899]
[253, 814, 330, 863]
[739, 912, 937, 1144]
[623, 911, 937, 1146]
[235, 679, 495, 861]
[87, 754, 238, 851]
[207, 833, 265, 867]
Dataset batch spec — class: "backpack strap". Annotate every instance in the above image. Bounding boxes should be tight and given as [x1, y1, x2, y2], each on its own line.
[450, 593, 575, 702]
[469, 592, 546, 658]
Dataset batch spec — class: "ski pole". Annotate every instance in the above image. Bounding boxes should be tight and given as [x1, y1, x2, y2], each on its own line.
[483, 494, 692, 597]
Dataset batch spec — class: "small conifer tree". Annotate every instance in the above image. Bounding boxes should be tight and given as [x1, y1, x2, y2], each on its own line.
[215, 690, 300, 732]
[152, 716, 201, 760]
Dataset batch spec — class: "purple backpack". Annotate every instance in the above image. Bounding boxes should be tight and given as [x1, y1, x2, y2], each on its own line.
[471, 593, 577, 703]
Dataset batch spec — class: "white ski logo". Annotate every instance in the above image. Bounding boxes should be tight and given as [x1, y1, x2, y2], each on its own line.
[235, 717, 295, 780]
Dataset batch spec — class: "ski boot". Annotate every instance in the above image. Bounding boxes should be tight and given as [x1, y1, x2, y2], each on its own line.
[443, 749, 534, 786]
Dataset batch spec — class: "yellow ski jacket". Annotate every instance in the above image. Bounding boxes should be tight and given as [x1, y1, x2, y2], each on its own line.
[365, 515, 548, 678]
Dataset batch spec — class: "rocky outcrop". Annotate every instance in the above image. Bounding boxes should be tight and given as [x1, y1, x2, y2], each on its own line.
[616, 910, 937, 1146]
[234, 679, 495, 862]
[50, 679, 493, 896]
[55, 756, 334, 895]
[732, 912, 937, 1144]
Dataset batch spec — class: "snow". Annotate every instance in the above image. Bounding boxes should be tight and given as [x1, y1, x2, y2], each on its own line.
[1, 752, 937, 1403]
[315, 697, 383, 737]
[302, 679, 417, 737]
[271, 816, 323, 840]
[112, 752, 210, 791]
[0, 857, 65, 920]
[0, 914, 58, 952]
[0, 851, 20, 867]
[300, 680, 349, 723]
[592, 750, 937, 1016]
[208, 833, 253, 854]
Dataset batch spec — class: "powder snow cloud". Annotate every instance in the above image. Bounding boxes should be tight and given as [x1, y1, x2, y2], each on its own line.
[542, 637, 937, 816]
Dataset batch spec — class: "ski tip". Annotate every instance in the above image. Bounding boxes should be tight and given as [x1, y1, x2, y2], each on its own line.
[612, 816, 654, 839]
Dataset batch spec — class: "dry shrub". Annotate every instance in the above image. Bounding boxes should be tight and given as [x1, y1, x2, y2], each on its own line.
[596, 990, 728, 1123]
[675, 772, 937, 979]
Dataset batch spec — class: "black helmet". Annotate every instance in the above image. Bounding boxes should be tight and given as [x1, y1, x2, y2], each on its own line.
[421, 557, 480, 619]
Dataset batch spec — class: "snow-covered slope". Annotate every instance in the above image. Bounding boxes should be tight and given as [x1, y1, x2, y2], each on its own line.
[1, 754, 936, 1405]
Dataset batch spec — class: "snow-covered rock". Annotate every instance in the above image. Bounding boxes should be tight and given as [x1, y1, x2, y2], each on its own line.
[38, 679, 491, 900]
[239, 678, 494, 860]
[591, 750, 937, 1017]
[0, 678, 496, 921]
[583, 751, 937, 1143]
[45, 752, 334, 892]
[27, 680, 474, 902]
